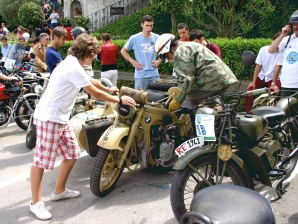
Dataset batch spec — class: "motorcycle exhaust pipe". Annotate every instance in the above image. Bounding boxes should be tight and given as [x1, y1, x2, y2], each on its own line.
[275, 147, 298, 169]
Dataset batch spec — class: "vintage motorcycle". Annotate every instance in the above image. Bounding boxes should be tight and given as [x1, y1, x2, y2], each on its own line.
[170, 52, 298, 222]
[89, 86, 194, 197]
[0, 43, 40, 130]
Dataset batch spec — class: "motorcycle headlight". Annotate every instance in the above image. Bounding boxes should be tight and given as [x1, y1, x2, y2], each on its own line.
[34, 85, 43, 94]
[117, 104, 136, 119]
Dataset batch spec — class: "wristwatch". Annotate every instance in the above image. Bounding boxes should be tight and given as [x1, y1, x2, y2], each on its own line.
[271, 82, 276, 86]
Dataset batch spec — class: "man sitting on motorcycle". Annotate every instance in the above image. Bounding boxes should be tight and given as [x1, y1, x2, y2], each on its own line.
[155, 33, 237, 110]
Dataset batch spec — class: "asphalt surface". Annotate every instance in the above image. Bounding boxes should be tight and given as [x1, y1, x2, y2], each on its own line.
[0, 122, 298, 224]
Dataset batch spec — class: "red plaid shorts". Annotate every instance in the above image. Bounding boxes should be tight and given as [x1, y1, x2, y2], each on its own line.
[33, 119, 81, 170]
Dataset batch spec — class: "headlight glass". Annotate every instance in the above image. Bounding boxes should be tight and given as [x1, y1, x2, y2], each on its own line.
[34, 85, 43, 94]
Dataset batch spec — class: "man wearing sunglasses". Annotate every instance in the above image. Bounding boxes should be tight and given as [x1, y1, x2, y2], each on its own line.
[32, 33, 49, 73]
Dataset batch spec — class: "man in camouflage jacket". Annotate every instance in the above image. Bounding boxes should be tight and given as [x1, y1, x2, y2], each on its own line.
[172, 42, 237, 110]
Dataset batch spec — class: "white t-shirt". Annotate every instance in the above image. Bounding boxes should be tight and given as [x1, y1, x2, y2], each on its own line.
[256, 45, 282, 82]
[277, 34, 298, 88]
[34, 55, 91, 124]
[22, 32, 30, 42]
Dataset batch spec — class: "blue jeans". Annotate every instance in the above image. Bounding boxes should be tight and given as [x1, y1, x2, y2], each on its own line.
[52, 0, 57, 9]
[135, 76, 159, 90]
[51, 23, 57, 30]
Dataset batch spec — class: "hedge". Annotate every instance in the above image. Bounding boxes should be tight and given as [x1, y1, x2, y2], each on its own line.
[70, 37, 271, 79]
[1, 37, 272, 80]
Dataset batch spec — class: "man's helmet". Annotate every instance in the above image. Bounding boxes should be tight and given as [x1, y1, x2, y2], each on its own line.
[155, 33, 176, 55]
[71, 27, 86, 40]
[289, 9, 298, 24]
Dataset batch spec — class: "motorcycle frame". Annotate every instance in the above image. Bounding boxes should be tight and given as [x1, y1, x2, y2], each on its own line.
[172, 99, 274, 190]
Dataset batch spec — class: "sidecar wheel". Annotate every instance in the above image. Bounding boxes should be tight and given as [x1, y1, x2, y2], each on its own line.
[26, 115, 36, 150]
[90, 147, 124, 197]
[170, 155, 248, 223]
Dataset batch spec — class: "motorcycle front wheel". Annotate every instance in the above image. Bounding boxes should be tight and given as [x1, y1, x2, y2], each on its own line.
[90, 147, 124, 197]
[170, 155, 248, 223]
[15, 95, 38, 130]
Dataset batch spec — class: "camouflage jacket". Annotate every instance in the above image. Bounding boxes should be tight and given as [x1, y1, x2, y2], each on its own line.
[173, 42, 237, 103]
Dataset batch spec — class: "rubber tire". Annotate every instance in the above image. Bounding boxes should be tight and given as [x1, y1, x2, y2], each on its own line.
[281, 125, 298, 178]
[15, 95, 38, 130]
[170, 155, 248, 223]
[147, 82, 178, 92]
[26, 114, 36, 149]
[100, 77, 113, 88]
[90, 147, 124, 197]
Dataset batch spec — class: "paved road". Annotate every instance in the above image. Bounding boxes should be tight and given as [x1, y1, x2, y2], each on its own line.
[0, 122, 298, 224]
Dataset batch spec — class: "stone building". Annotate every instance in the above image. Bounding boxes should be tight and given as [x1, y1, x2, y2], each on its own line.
[63, 0, 150, 31]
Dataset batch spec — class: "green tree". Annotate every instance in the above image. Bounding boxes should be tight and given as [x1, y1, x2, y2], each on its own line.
[150, 0, 192, 34]
[0, 0, 41, 29]
[187, 0, 275, 38]
[18, 2, 44, 29]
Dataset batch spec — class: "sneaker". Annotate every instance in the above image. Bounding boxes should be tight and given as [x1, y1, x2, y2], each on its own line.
[30, 201, 52, 220]
[51, 188, 81, 201]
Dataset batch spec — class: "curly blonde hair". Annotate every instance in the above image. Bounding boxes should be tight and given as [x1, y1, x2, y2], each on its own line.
[71, 33, 99, 60]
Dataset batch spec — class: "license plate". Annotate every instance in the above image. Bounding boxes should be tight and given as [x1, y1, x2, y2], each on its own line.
[175, 137, 203, 157]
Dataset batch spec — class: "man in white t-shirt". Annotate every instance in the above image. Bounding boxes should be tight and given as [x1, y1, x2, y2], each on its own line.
[245, 32, 282, 113]
[269, 9, 298, 98]
[29, 34, 136, 221]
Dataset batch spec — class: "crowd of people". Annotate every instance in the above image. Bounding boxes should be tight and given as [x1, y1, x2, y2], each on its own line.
[0, 3, 298, 220]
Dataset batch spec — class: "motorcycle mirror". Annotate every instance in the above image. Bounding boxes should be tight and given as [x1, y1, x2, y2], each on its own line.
[242, 51, 256, 68]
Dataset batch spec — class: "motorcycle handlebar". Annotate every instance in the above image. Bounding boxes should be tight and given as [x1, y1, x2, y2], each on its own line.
[242, 87, 270, 96]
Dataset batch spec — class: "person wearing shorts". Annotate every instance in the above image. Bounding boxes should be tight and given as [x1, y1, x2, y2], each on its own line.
[30, 33, 136, 221]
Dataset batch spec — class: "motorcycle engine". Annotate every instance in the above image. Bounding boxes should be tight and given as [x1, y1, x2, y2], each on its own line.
[160, 140, 175, 161]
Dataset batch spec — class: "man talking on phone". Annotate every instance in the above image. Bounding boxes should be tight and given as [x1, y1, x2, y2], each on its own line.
[268, 9, 298, 98]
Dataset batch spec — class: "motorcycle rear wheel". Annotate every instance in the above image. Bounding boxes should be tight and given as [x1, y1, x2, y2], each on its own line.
[26, 114, 36, 149]
[90, 147, 124, 197]
[170, 155, 248, 223]
[15, 95, 38, 130]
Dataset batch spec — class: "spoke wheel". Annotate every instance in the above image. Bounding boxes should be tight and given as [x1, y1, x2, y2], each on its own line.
[90, 147, 124, 197]
[170, 155, 248, 223]
[15, 95, 38, 130]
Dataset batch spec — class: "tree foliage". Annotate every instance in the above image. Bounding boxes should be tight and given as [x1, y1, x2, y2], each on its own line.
[18, 2, 44, 29]
[150, 0, 192, 34]
[0, 0, 41, 29]
[151, 0, 276, 38]
[188, 0, 275, 38]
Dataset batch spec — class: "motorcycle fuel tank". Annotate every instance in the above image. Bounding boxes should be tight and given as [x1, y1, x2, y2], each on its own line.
[235, 113, 269, 141]
[0, 83, 10, 100]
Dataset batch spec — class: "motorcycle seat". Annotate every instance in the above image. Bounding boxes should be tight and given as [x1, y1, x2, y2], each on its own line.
[147, 90, 168, 103]
[182, 184, 275, 224]
[249, 106, 285, 125]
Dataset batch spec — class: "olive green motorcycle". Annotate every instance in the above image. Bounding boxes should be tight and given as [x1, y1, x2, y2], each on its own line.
[89, 86, 194, 197]
[170, 87, 298, 223]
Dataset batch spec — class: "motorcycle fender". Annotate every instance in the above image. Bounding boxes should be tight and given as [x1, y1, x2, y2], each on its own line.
[97, 122, 130, 151]
[23, 93, 39, 98]
[173, 145, 216, 170]
[173, 145, 254, 189]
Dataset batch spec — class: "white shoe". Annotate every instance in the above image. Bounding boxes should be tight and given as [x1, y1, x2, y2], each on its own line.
[51, 188, 81, 201]
[30, 201, 52, 220]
